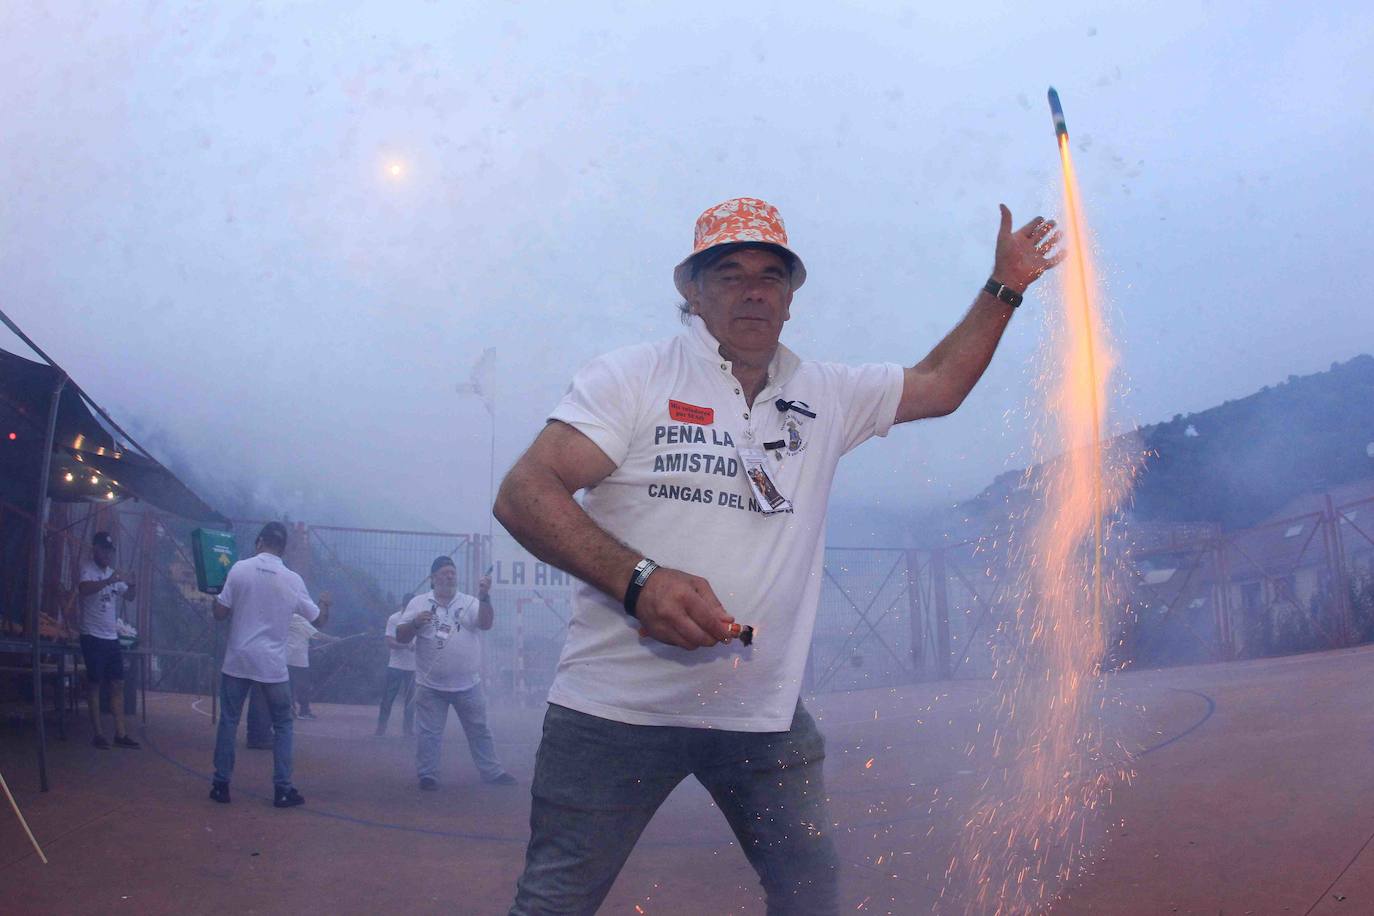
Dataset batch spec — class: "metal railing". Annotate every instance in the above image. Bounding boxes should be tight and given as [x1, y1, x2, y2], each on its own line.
[7, 488, 1374, 713]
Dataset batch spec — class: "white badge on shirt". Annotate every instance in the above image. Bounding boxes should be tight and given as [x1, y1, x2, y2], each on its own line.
[738, 447, 793, 514]
[431, 600, 453, 650]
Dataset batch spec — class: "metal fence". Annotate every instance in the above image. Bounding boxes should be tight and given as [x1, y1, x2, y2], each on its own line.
[1118, 493, 1374, 668]
[7, 489, 1374, 714]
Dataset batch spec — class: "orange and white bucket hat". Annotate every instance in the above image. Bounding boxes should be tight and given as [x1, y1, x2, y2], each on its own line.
[673, 197, 807, 297]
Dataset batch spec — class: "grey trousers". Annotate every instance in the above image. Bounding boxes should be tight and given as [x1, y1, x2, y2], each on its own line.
[509, 702, 839, 916]
[414, 682, 504, 782]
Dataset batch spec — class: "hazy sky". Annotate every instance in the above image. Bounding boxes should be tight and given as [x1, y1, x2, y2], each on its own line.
[3, 1, 1371, 537]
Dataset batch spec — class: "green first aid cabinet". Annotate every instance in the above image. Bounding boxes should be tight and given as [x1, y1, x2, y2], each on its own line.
[191, 528, 237, 595]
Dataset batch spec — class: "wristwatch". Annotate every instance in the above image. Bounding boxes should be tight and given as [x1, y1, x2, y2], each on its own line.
[623, 558, 659, 618]
[983, 277, 1024, 308]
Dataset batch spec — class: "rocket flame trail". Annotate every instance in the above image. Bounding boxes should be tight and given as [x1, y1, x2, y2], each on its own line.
[942, 89, 1134, 914]
[1051, 86, 1107, 630]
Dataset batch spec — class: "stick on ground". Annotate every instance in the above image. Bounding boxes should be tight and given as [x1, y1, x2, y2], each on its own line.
[0, 768, 49, 864]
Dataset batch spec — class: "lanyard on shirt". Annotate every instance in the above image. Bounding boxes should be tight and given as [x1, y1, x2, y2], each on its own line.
[419, 596, 462, 681]
[430, 597, 460, 629]
[428, 597, 461, 659]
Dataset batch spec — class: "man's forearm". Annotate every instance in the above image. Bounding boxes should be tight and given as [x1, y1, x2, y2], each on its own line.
[899, 292, 1014, 422]
[477, 595, 494, 630]
[494, 466, 639, 602]
[77, 579, 109, 597]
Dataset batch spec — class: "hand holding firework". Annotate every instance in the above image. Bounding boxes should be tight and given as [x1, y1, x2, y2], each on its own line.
[631, 565, 737, 650]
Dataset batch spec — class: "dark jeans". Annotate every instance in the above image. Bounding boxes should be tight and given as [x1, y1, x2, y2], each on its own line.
[509, 702, 839, 916]
[213, 674, 294, 789]
[376, 667, 416, 735]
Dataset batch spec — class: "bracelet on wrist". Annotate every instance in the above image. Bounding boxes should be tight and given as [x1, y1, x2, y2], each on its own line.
[983, 277, 1024, 308]
[623, 558, 659, 618]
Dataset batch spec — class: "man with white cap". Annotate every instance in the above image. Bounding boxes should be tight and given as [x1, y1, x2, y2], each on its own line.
[496, 197, 1063, 913]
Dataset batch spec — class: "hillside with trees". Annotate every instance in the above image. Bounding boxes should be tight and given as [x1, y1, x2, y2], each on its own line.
[937, 354, 1374, 540]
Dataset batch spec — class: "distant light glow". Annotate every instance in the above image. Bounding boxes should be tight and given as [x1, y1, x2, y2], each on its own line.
[6, 432, 15, 440]
[385, 160, 406, 180]
[64, 472, 74, 482]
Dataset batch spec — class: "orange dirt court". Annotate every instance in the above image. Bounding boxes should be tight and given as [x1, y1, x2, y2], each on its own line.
[4, 645, 1373, 914]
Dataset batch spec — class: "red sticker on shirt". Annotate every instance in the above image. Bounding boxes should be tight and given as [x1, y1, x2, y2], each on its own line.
[668, 399, 714, 425]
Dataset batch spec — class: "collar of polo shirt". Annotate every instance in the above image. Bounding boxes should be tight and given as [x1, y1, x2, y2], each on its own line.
[684, 315, 801, 394]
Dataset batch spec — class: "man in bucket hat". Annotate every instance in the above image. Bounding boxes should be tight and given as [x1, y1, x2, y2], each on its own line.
[497, 197, 1063, 913]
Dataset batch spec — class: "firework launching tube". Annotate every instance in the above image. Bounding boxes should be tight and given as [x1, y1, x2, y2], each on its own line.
[1048, 86, 1068, 138]
[637, 620, 754, 643]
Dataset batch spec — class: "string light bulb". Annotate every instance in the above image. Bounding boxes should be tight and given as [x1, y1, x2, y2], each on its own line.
[64, 472, 74, 482]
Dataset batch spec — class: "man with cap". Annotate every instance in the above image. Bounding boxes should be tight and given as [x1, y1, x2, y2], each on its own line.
[208, 521, 331, 808]
[395, 556, 515, 790]
[76, 530, 139, 749]
[495, 197, 1064, 913]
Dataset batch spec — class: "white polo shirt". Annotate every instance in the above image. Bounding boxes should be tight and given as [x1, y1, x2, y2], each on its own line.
[546, 315, 904, 731]
[398, 591, 483, 692]
[385, 610, 417, 672]
[79, 561, 128, 640]
[286, 614, 319, 669]
[217, 552, 322, 683]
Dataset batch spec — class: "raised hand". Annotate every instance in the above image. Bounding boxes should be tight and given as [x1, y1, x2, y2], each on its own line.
[993, 204, 1066, 292]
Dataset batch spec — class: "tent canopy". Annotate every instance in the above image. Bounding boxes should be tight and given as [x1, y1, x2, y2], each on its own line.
[0, 346, 225, 524]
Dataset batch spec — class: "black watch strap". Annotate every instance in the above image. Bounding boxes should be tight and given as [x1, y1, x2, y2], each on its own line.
[623, 558, 659, 618]
[983, 277, 1024, 308]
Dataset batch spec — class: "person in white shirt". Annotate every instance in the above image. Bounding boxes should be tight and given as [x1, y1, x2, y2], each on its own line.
[76, 531, 139, 750]
[375, 593, 417, 737]
[395, 556, 515, 790]
[285, 612, 340, 718]
[495, 197, 1065, 913]
[208, 521, 331, 808]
